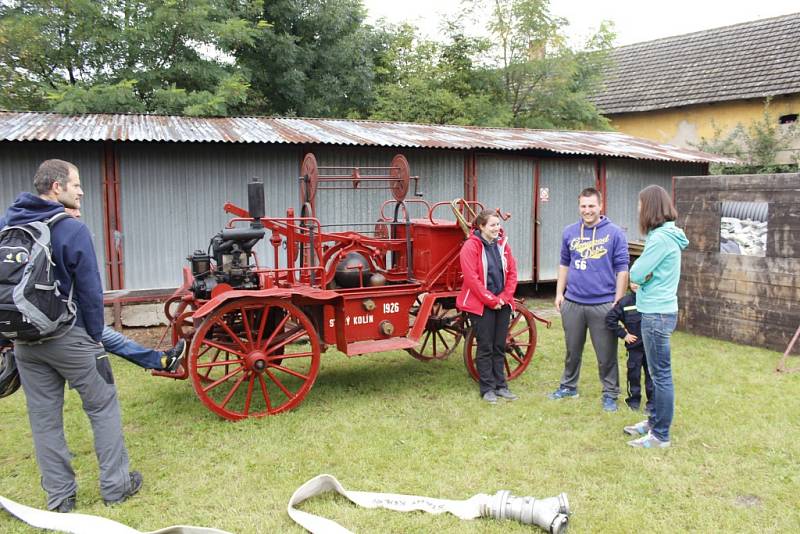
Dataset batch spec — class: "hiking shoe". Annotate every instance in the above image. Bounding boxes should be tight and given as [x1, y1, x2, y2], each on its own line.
[55, 494, 76, 513]
[482, 391, 498, 404]
[495, 388, 519, 401]
[602, 395, 618, 412]
[104, 471, 143, 506]
[163, 339, 186, 372]
[627, 431, 670, 449]
[548, 387, 578, 400]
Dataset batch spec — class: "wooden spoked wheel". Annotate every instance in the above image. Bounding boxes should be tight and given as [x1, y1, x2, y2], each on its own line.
[406, 297, 467, 361]
[464, 304, 537, 381]
[189, 297, 320, 420]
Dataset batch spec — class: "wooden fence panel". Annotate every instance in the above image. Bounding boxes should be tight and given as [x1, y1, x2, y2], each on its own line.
[675, 174, 800, 353]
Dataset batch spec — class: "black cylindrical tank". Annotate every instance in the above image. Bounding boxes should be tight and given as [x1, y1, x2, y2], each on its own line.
[334, 252, 371, 288]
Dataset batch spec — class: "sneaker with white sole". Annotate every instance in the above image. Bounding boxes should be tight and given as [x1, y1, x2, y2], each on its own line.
[623, 420, 650, 436]
[482, 391, 498, 404]
[162, 339, 186, 372]
[548, 387, 578, 400]
[602, 395, 618, 412]
[495, 388, 518, 401]
[627, 431, 670, 449]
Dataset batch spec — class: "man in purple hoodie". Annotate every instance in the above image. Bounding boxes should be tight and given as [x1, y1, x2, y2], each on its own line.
[549, 187, 629, 412]
[0, 160, 141, 513]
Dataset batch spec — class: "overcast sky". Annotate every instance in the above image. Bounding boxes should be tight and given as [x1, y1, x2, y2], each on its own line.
[362, 0, 799, 46]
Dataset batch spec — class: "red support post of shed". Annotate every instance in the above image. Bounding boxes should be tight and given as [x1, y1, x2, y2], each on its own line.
[464, 151, 477, 201]
[596, 159, 608, 213]
[102, 141, 124, 291]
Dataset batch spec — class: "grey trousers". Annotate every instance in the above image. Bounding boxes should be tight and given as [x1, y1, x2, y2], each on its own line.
[15, 327, 132, 509]
[559, 299, 620, 397]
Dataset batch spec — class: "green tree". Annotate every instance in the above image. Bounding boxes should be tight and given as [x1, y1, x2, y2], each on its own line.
[233, 0, 389, 117]
[482, 0, 614, 129]
[370, 0, 613, 129]
[369, 23, 510, 125]
[0, 0, 260, 115]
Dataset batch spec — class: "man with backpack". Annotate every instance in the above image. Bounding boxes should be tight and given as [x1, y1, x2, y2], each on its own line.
[0, 160, 141, 513]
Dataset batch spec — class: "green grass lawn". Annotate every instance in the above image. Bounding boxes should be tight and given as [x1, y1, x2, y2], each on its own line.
[1, 310, 799, 533]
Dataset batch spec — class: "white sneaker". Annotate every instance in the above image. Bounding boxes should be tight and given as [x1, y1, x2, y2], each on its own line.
[627, 431, 670, 449]
[623, 420, 650, 436]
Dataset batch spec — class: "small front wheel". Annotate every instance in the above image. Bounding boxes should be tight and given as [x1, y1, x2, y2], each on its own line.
[406, 297, 466, 361]
[464, 304, 537, 382]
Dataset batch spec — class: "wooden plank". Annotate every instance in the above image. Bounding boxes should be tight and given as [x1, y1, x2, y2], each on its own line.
[681, 252, 800, 275]
[734, 280, 800, 300]
[679, 313, 796, 353]
[679, 267, 797, 288]
[681, 296, 800, 329]
[679, 292, 799, 316]
[676, 174, 800, 191]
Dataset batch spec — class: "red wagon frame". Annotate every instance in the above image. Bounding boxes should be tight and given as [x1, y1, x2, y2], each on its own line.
[156, 154, 550, 420]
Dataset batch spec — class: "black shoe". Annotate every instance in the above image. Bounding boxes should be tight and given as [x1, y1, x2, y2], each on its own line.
[163, 339, 186, 372]
[104, 471, 143, 506]
[55, 494, 76, 513]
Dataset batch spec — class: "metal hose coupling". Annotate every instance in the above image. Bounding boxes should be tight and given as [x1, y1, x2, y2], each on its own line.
[480, 490, 570, 533]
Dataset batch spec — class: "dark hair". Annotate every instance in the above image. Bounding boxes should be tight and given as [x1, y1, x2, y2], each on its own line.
[638, 185, 677, 234]
[579, 187, 601, 203]
[473, 209, 499, 229]
[33, 159, 77, 195]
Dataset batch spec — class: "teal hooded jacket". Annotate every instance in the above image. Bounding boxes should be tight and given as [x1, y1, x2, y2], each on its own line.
[630, 222, 689, 314]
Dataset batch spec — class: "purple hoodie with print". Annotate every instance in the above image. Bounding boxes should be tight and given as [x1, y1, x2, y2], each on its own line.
[560, 216, 629, 305]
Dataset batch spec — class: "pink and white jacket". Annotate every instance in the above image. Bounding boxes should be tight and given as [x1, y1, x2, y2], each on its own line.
[456, 230, 518, 315]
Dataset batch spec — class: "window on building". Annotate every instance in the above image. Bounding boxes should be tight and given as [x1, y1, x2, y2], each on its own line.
[720, 201, 768, 257]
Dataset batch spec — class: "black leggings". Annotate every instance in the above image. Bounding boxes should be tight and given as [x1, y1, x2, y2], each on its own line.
[470, 305, 512, 395]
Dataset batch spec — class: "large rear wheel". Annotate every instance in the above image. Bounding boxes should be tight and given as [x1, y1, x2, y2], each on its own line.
[464, 304, 537, 381]
[190, 297, 320, 420]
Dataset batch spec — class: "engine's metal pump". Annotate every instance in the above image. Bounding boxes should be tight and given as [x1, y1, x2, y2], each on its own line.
[189, 226, 265, 299]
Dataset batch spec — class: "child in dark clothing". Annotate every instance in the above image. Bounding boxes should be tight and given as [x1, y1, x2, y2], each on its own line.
[606, 289, 654, 413]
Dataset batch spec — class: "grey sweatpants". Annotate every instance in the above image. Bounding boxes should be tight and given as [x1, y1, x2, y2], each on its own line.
[559, 299, 620, 397]
[15, 326, 132, 509]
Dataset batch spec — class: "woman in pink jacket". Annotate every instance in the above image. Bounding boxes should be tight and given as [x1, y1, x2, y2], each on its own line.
[456, 210, 518, 403]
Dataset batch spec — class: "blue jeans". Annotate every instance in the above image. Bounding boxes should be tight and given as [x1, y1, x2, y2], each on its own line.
[641, 313, 677, 442]
[101, 326, 162, 370]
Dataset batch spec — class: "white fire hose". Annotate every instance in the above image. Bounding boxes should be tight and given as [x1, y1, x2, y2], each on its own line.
[288, 474, 570, 533]
[1, 474, 569, 533]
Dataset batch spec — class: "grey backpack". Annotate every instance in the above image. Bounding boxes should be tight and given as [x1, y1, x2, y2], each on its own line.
[0, 213, 76, 342]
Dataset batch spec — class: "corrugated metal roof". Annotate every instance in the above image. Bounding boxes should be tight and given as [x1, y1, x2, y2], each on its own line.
[0, 111, 735, 163]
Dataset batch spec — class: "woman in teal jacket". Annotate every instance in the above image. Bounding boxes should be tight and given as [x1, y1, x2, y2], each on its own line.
[624, 185, 688, 449]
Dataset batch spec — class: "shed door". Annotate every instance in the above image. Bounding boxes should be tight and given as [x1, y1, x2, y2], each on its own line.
[476, 155, 535, 282]
[537, 160, 597, 281]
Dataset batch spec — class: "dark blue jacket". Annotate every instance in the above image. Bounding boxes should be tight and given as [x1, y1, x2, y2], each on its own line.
[0, 193, 104, 342]
[605, 293, 642, 350]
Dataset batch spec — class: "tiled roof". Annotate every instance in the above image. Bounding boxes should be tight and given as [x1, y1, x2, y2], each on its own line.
[0, 111, 735, 163]
[593, 13, 800, 114]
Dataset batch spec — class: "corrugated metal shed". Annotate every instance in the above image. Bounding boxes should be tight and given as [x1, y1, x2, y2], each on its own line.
[0, 111, 735, 164]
